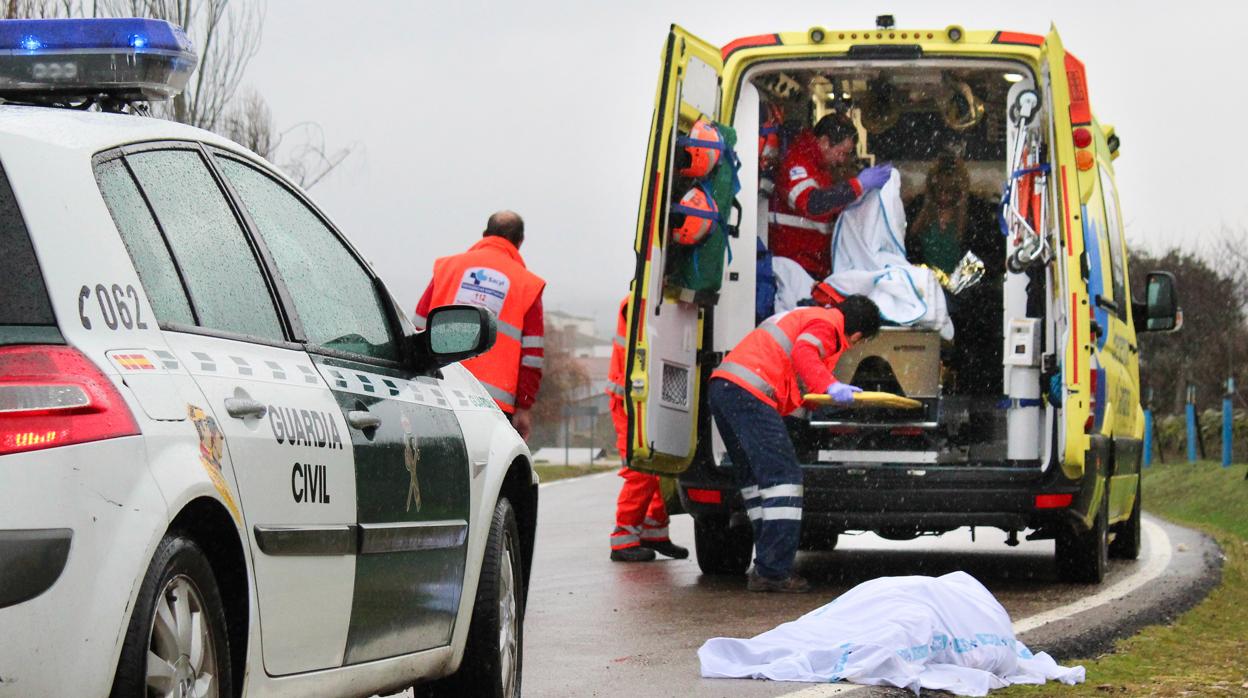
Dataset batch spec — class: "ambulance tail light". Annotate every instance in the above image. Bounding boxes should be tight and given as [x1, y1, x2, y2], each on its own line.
[1064, 52, 1091, 125]
[686, 488, 723, 505]
[1034, 493, 1073, 509]
[0, 345, 139, 456]
[1085, 368, 1099, 433]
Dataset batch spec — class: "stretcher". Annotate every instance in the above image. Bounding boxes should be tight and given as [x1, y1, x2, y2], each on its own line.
[803, 391, 923, 410]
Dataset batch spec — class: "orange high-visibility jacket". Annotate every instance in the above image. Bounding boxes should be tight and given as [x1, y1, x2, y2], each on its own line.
[711, 306, 849, 416]
[606, 297, 629, 456]
[428, 237, 545, 413]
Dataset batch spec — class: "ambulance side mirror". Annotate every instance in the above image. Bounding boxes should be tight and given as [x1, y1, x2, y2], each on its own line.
[411, 305, 497, 371]
[1133, 271, 1181, 334]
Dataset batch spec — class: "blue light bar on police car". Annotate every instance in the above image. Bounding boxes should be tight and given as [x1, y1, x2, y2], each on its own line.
[0, 18, 197, 102]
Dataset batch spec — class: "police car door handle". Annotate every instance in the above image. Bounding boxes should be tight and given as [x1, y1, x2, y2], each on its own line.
[347, 410, 381, 430]
[224, 397, 267, 419]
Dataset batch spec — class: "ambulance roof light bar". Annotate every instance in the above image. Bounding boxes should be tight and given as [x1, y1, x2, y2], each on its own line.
[0, 18, 197, 107]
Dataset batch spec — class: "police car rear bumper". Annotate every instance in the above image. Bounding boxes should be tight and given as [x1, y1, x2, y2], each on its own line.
[0, 527, 72, 609]
[0, 436, 166, 694]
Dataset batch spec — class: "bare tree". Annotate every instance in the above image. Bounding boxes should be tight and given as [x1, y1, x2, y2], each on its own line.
[4, 0, 82, 18]
[220, 86, 275, 158]
[96, 0, 262, 135]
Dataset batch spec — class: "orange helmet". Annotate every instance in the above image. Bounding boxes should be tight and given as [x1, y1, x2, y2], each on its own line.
[759, 103, 783, 164]
[677, 118, 723, 178]
[671, 185, 718, 245]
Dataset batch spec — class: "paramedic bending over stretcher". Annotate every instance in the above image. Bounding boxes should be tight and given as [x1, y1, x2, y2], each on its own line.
[770, 113, 892, 279]
[709, 295, 882, 593]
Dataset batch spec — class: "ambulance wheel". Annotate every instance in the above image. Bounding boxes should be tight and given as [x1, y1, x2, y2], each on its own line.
[1109, 474, 1143, 560]
[693, 515, 753, 576]
[419, 497, 523, 698]
[1056, 489, 1108, 583]
[111, 534, 232, 698]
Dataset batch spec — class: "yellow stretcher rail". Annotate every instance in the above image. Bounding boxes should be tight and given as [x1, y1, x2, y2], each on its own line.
[803, 391, 923, 410]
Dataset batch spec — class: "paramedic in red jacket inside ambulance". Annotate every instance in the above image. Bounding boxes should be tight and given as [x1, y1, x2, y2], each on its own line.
[770, 113, 892, 278]
[606, 298, 689, 562]
[710, 295, 882, 592]
[414, 211, 545, 439]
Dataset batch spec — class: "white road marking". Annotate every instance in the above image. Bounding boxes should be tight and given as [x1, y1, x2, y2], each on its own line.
[538, 470, 617, 488]
[770, 517, 1173, 697]
[1013, 517, 1171, 633]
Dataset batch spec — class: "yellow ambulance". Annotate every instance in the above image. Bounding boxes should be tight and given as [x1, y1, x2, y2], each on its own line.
[621, 18, 1181, 583]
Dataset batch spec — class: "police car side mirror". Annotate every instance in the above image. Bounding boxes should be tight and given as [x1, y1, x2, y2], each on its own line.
[1133, 271, 1182, 334]
[412, 305, 497, 371]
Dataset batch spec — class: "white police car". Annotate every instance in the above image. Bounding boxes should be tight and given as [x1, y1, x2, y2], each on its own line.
[0, 18, 535, 698]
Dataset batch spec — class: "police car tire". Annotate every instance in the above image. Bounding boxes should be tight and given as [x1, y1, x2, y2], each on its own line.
[693, 515, 753, 576]
[420, 497, 524, 698]
[111, 534, 232, 698]
[1109, 474, 1143, 560]
[1055, 490, 1108, 584]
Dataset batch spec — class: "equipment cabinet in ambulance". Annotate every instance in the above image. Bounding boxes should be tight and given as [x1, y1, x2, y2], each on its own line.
[620, 20, 1181, 584]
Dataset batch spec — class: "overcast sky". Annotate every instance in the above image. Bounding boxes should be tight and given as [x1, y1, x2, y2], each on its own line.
[246, 0, 1246, 330]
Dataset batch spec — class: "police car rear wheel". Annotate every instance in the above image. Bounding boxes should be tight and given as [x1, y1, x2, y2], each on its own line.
[111, 534, 232, 698]
[419, 497, 523, 698]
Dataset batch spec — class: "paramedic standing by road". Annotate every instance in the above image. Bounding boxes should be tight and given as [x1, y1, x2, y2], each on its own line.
[415, 210, 545, 439]
[606, 297, 689, 562]
[710, 295, 881, 592]
[770, 113, 892, 278]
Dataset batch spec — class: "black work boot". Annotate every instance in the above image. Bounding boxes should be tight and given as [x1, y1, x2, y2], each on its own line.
[642, 540, 689, 559]
[746, 570, 811, 593]
[610, 546, 656, 562]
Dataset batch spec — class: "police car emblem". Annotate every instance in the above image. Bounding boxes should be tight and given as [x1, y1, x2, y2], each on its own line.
[188, 404, 241, 521]
[401, 413, 422, 512]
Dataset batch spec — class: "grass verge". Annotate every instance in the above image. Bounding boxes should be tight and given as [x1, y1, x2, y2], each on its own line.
[1003, 461, 1248, 696]
[534, 463, 617, 483]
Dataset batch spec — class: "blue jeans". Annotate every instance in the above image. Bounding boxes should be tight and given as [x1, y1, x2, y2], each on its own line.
[708, 378, 803, 579]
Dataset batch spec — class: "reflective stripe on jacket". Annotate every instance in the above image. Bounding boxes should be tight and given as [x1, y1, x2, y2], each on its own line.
[429, 237, 545, 413]
[710, 306, 848, 416]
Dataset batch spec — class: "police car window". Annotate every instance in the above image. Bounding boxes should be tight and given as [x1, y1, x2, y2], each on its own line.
[95, 159, 195, 326]
[1097, 164, 1128, 313]
[215, 157, 398, 362]
[125, 149, 284, 342]
[0, 162, 55, 327]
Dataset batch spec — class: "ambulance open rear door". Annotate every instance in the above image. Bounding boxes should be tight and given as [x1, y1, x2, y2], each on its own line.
[623, 26, 723, 475]
[1040, 26, 1093, 480]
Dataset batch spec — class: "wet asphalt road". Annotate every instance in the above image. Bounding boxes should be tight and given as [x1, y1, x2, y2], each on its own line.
[521, 470, 1219, 698]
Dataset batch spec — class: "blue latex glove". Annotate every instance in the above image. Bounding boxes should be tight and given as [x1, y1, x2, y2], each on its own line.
[826, 382, 862, 406]
[856, 164, 892, 191]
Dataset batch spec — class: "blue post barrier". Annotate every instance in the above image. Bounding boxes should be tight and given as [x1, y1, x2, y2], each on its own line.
[1143, 409, 1154, 468]
[1186, 385, 1198, 463]
[1223, 378, 1235, 468]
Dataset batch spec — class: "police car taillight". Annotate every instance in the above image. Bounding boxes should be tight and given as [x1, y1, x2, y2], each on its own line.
[0, 345, 139, 456]
[0, 18, 196, 103]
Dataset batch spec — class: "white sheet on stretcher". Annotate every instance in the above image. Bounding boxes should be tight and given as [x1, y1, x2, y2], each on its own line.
[825, 169, 954, 339]
[698, 571, 1085, 696]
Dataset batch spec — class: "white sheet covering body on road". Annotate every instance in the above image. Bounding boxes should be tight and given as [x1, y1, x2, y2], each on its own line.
[825, 169, 954, 339]
[698, 571, 1085, 696]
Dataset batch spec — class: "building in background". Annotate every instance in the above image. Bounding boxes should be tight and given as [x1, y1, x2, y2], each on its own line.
[536, 309, 618, 460]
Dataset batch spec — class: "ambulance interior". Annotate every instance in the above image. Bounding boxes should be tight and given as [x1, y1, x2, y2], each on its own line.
[712, 60, 1056, 467]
